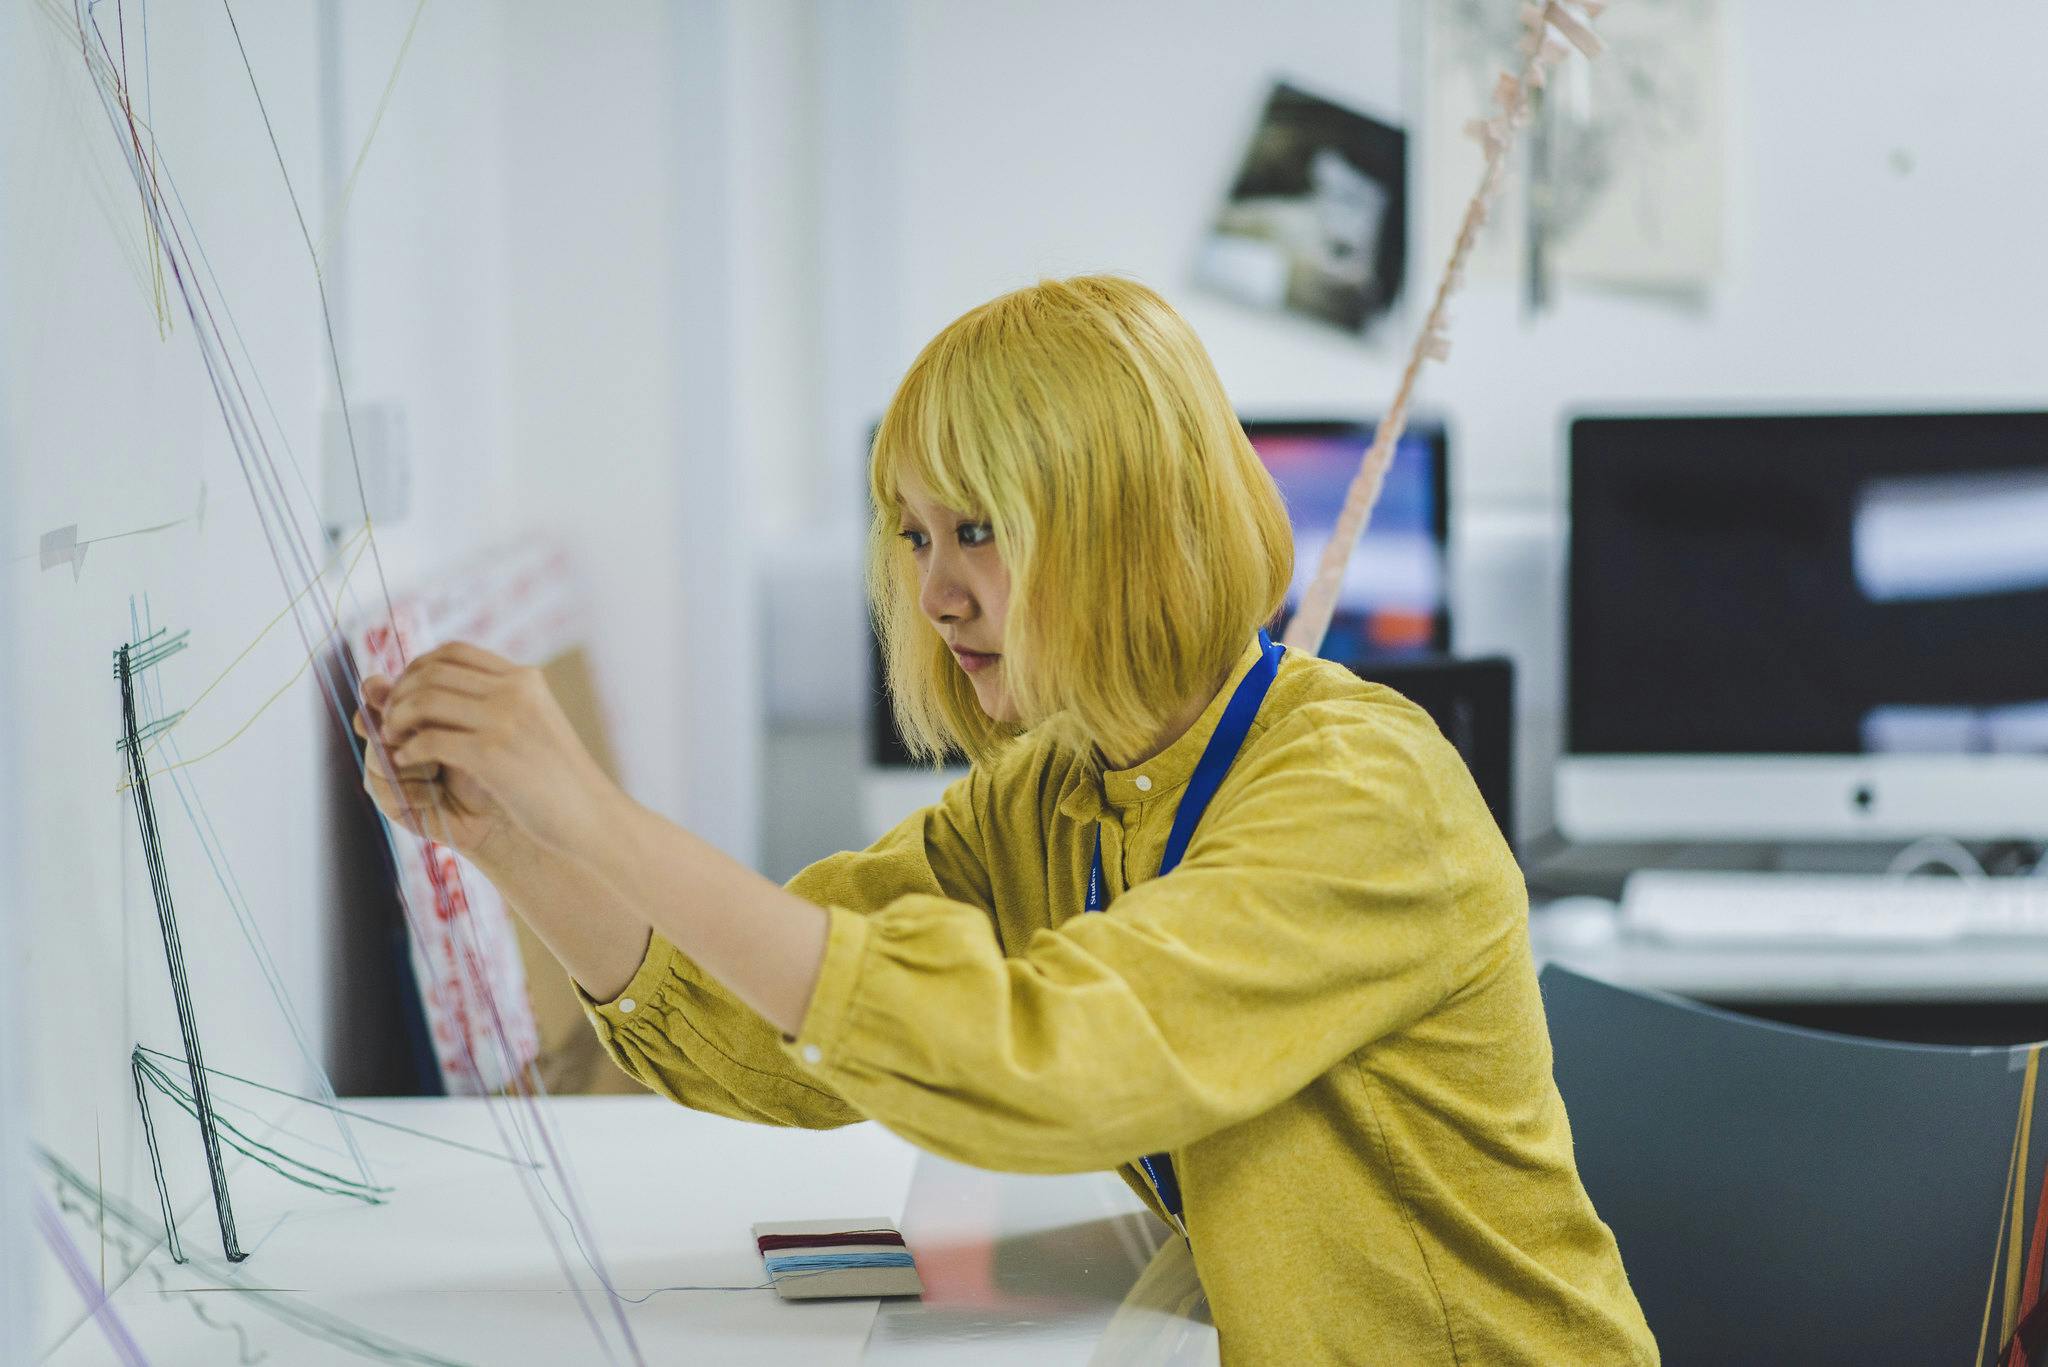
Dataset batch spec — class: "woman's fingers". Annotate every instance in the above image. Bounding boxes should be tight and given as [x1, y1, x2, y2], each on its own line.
[363, 762, 426, 829]
[382, 663, 490, 715]
[384, 724, 482, 777]
[364, 750, 442, 785]
[357, 642, 581, 855]
[377, 684, 493, 746]
[356, 708, 441, 784]
[362, 759, 465, 832]
[412, 641, 515, 677]
[364, 646, 508, 733]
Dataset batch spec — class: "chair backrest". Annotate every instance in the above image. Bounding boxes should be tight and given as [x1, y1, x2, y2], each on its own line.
[1541, 964, 2048, 1366]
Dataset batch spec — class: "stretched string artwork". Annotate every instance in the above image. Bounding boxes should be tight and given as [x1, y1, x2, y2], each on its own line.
[129, 1045, 539, 1169]
[119, 528, 374, 793]
[129, 591, 377, 1192]
[131, 1047, 387, 1222]
[1283, 0, 1614, 656]
[33, 1190, 150, 1367]
[41, 1148, 466, 1367]
[114, 596, 391, 1269]
[44, 0, 644, 1357]
[115, 627, 246, 1264]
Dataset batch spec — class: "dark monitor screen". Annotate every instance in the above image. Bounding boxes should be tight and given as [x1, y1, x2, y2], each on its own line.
[869, 417, 1450, 766]
[1568, 411, 2048, 757]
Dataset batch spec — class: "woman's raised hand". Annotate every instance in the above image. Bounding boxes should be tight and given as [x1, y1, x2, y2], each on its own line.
[352, 641, 622, 867]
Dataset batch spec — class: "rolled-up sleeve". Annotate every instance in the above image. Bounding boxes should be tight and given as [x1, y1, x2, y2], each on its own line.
[777, 712, 1470, 1173]
[580, 766, 997, 1125]
[582, 931, 862, 1126]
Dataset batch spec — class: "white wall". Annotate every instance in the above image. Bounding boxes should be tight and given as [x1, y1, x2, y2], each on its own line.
[328, 0, 765, 858]
[5, 2, 771, 1345]
[779, 0, 2048, 845]
[4, 4, 335, 1345]
[0, 58, 28, 1343]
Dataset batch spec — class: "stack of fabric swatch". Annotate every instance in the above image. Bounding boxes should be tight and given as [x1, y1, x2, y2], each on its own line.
[751, 1218, 925, 1301]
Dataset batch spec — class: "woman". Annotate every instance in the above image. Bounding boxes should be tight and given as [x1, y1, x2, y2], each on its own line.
[356, 275, 1657, 1364]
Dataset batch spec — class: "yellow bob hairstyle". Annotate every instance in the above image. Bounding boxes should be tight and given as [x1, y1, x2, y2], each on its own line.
[868, 275, 1294, 767]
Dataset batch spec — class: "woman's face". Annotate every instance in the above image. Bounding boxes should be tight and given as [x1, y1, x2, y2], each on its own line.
[896, 472, 1017, 723]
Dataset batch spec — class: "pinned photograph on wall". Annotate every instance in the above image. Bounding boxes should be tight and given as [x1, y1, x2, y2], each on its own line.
[1426, 0, 1725, 310]
[1194, 80, 1408, 336]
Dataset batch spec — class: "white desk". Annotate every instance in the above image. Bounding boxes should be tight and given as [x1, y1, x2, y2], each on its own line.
[39, 1096, 1214, 1366]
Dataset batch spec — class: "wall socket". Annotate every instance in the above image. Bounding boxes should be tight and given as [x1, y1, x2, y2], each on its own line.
[322, 400, 411, 538]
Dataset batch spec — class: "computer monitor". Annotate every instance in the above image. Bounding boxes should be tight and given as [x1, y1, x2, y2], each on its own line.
[868, 418, 1450, 766]
[1558, 411, 2048, 841]
[1247, 419, 1450, 664]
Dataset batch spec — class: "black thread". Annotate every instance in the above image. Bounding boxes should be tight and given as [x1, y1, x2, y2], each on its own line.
[118, 631, 244, 1262]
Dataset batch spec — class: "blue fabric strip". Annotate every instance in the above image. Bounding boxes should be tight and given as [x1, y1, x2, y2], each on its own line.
[1157, 629, 1285, 877]
[764, 1251, 917, 1276]
[1084, 629, 1285, 1230]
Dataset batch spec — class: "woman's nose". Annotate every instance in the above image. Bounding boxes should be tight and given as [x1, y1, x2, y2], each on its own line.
[919, 559, 975, 625]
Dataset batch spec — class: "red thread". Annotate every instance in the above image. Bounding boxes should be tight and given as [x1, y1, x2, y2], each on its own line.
[756, 1230, 904, 1254]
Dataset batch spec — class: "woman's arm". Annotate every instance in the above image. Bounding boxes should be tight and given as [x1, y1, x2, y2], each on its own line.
[453, 776, 827, 1032]
[462, 837, 651, 1004]
[582, 797, 828, 1035]
[359, 641, 829, 1032]
[357, 641, 1003, 1130]
[367, 640, 1488, 1176]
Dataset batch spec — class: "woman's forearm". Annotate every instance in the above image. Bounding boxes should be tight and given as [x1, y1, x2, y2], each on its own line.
[355, 644, 818, 1018]
[472, 835, 653, 1002]
[583, 794, 830, 1036]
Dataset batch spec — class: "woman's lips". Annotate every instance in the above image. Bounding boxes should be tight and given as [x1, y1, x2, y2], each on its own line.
[951, 647, 999, 675]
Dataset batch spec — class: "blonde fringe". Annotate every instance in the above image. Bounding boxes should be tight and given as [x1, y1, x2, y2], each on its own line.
[868, 275, 1292, 769]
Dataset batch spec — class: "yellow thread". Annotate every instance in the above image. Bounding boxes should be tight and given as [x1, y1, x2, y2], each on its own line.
[1982, 1059, 2032, 1367]
[145, 167, 170, 338]
[140, 83, 170, 341]
[118, 528, 372, 793]
[2004, 1048, 2042, 1354]
[127, 524, 369, 770]
[317, 0, 430, 266]
[26, 0, 160, 319]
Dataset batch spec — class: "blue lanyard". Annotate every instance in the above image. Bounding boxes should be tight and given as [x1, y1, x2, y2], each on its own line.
[1084, 630, 1284, 1230]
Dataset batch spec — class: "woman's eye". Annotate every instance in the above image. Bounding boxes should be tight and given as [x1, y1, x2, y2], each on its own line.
[898, 529, 929, 551]
[958, 522, 994, 548]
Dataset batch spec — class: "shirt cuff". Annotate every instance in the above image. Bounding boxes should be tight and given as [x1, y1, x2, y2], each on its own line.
[783, 905, 871, 1072]
[575, 930, 676, 1046]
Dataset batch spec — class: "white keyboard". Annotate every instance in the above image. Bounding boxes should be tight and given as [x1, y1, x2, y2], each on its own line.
[1621, 870, 2048, 944]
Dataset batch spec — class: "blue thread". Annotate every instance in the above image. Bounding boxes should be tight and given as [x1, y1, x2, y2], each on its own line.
[764, 1251, 916, 1277]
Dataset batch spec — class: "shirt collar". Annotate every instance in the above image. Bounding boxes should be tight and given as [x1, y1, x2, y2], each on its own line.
[1056, 635, 1268, 822]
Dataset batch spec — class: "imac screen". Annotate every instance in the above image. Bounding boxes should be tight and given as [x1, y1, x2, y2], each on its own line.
[1569, 411, 2048, 757]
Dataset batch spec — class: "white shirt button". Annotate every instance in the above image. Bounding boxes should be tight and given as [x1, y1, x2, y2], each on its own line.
[617, 997, 636, 1014]
[1135, 775, 1153, 792]
[801, 1044, 823, 1065]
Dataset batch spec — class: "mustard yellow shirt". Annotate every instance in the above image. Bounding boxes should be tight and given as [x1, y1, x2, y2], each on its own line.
[583, 639, 1658, 1364]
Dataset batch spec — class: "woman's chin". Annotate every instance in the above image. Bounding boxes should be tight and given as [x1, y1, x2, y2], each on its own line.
[970, 682, 1018, 725]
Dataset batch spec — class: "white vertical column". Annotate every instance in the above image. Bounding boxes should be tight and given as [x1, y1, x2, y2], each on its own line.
[818, 0, 906, 525]
[670, 0, 762, 862]
[0, 0, 31, 1333]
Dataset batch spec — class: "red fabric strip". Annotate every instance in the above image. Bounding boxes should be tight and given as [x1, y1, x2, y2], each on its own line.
[2003, 1159, 2048, 1366]
[756, 1230, 905, 1254]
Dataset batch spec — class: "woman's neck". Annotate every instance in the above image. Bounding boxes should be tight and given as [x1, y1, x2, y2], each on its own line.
[1105, 661, 1235, 771]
